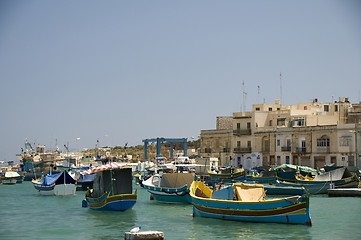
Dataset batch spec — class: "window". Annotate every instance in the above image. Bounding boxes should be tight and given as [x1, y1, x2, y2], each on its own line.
[324, 105, 329, 112]
[339, 136, 352, 147]
[247, 122, 251, 129]
[256, 107, 260, 111]
[269, 107, 273, 111]
[304, 106, 307, 110]
[269, 120, 273, 126]
[335, 105, 338, 112]
[317, 135, 330, 147]
[237, 123, 240, 129]
[287, 139, 291, 147]
[293, 118, 305, 126]
[286, 156, 290, 164]
[247, 141, 251, 148]
[237, 141, 241, 147]
[277, 156, 281, 165]
[277, 118, 286, 126]
[277, 139, 280, 146]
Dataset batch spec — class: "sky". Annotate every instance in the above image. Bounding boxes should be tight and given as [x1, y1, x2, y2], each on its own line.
[1, 0, 361, 161]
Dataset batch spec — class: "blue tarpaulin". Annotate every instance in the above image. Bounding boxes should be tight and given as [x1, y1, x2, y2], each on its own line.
[41, 171, 76, 186]
[77, 173, 96, 183]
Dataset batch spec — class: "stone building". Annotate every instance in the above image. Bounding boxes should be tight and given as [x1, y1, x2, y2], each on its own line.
[200, 97, 361, 169]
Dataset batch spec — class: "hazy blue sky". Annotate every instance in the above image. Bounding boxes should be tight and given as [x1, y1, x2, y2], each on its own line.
[1, 0, 360, 161]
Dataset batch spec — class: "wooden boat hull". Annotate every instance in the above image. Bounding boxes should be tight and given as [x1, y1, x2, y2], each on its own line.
[208, 170, 244, 179]
[190, 181, 312, 226]
[253, 176, 276, 183]
[144, 184, 191, 203]
[86, 190, 137, 211]
[278, 178, 359, 194]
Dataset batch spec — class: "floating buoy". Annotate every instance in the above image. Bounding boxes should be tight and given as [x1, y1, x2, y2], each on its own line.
[150, 194, 154, 200]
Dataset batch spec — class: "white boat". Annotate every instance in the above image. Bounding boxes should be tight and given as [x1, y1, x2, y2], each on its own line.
[1, 172, 23, 184]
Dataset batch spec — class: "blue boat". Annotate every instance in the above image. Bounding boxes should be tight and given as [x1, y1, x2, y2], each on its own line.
[32, 171, 76, 195]
[76, 173, 96, 191]
[84, 166, 136, 211]
[189, 181, 312, 226]
[253, 170, 277, 183]
[142, 172, 194, 203]
[278, 167, 359, 194]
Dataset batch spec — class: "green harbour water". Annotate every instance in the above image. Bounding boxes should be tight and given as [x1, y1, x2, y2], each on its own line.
[1, 182, 361, 240]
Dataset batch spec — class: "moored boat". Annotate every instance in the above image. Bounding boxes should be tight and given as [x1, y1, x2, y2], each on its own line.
[83, 164, 136, 211]
[32, 171, 76, 195]
[206, 168, 245, 186]
[1, 171, 23, 184]
[277, 167, 359, 194]
[189, 181, 312, 226]
[142, 172, 194, 203]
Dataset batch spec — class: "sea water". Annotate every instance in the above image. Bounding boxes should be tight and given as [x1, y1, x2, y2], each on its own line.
[1, 182, 361, 240]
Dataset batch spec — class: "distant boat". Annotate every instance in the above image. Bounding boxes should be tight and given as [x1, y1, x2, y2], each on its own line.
[206, 168, 245, 186]
[189, 181, 312, 226]
[76, 173, 96, 191]
[83, 163, 136, 211]
[277, 167, 359, 194]
[32, 171, 76, 195]
[253, 170, 277, 183]
[1, 171, 23, 185]
[142, 172, 194, 203]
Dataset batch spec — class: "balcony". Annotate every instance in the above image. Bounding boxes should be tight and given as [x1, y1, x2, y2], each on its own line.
[233, 129, 251, 135]
[317, 146, 330, 153]
[223, 148, 230, 153]
[281, 146, 291, 152]
[234, 147, 252, 153]
[296, 147, 307, 153]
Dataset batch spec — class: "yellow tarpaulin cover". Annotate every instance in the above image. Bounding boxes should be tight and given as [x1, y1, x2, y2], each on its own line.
[233, 183, 265, 202]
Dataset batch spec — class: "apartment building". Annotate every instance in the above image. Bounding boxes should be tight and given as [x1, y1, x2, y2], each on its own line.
[200, 97, 361, 169]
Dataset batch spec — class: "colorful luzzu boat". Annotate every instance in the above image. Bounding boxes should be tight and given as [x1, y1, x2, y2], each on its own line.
[206, 169, 245, 186]
[277, 167, 359, 194]
[189, 181, 312, 226]
[83, 164, 136, 211]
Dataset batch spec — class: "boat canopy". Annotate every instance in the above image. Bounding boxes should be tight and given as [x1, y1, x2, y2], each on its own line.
[160, 173, 194, 188]
[41, 171, 76, 186]
[5, 172, 20, 178]
[77, 173, 96, 183]
[313, 167, 353, 181]
[273, 164, 317, 173]
[91, 168, 133, 198]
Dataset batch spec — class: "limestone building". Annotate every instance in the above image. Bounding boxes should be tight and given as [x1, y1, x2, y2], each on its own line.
[200, 97, 361, 169]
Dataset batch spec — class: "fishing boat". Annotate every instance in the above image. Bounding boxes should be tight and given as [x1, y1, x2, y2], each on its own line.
[32, 171, 76, 195]
[1, 171, 23, 184]
[274, 164, 317, 183]
[142, 172, 194, 203]
[83, 163, 136, 211]
[189, 181, 312, 226]
[277, 167, 359, 194]
[76, 173, 96, 191]
[253, 170, 276, 183]
[206, 167, 245, 186]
